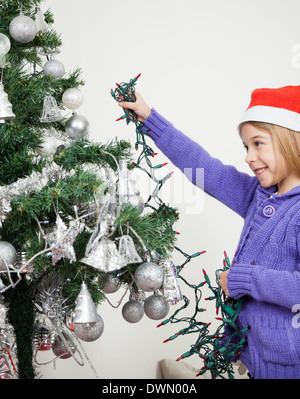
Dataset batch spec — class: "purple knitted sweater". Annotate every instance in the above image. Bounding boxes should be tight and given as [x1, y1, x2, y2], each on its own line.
[143, 109, 300, 379]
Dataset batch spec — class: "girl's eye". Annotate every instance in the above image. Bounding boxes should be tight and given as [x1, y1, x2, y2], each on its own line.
[255, 141, 262, 147]
[243, 145, 248, 152]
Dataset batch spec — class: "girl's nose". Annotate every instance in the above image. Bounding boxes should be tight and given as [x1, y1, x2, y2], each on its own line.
[245, 148, 257, 164]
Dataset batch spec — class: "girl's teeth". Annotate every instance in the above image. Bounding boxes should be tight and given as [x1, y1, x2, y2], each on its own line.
[256, 168, 267, 175]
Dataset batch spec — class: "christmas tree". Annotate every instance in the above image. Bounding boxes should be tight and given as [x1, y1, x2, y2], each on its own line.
[0, 0, 179, 379]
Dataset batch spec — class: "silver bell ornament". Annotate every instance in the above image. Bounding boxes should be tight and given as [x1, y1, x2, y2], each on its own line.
[62, 88, 84, 110]
[144, 292, 170, 320]
[43, 58, 65, 79]
[74, 314, 104, 342]
[81, 237, 125, 272]
[134, 261, 164, 292]
[9, 12, 37, 43]
[0, 82, 15, 123]
[35, 136, 57, 158]
[40, 95, 63, 122]
[65, 113, 90, 139]
[73, 282, 99, 324]
[0, 241, 17, 271]
[118, 160, 144, 214]
[162, 259, 182, 304]
[118, 235, 142, 265]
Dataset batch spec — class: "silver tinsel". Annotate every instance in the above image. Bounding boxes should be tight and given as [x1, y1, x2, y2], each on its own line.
[0, 164, 75, 227]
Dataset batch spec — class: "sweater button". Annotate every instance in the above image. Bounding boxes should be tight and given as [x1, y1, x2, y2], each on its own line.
[263, 205, 275, 217]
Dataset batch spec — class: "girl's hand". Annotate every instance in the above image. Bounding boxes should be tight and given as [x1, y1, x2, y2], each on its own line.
[118, 92, 152, 122]
[219, 270, 230, 296]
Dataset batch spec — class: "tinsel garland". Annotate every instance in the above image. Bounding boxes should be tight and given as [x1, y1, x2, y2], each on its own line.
[111, 75, 248, 379]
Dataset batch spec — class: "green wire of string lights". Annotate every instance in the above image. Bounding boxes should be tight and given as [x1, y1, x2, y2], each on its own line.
[111, 75, 248, 379]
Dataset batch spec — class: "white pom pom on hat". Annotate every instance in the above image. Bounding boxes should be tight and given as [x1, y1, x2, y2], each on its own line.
[238, 85, 300, 133]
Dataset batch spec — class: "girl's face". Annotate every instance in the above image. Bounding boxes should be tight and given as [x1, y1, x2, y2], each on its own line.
[241, 123, 300, 194]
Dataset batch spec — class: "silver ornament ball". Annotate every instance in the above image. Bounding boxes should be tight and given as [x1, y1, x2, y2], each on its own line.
[134, 262, 164, 292]
[65, 114, 90, 139]
[0, 241, 17, 271]
[102, 275, 121, 294]
[35, 136, 57, 158]
[52, 332, 77, 359]
[74, 315, 104, 342]
[9, 13, 37, 43]
[43, 59, 65, 79]
[62, 88, 84, 110]
[144, 294, 169, 320]
[122, 300, 144, 323]
[0, 33, 10, 55]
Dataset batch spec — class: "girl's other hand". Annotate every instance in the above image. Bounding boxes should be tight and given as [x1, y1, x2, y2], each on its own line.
[219, 270, 230, 296]
[118, 92, 152, 122]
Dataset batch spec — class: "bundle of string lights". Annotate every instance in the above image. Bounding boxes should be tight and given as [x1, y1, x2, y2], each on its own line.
[111, 74, 249, 379]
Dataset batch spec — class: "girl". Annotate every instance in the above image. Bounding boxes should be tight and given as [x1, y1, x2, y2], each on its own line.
[118, 85, 300, 379]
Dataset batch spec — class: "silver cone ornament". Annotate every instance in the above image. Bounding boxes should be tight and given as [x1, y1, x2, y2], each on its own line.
[0, 83, 15, 123]
[73, 282, 99, 324]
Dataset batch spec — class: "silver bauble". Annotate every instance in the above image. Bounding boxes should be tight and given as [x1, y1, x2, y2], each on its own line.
[0, 33, 10, 55]
[74, 314, 104, 342]
[134, 262, 164, 292]
[65, 114, 90, 139]
[43, 59, 65, 79]
[35, 136, 57, 158]
[122, 300, 144, 323]
[52, 332, 77, 359]
[144, 293, 169, 320]
[0, 241, 17, 271]
[62, 88, 84, 110]
[9, 13, 37, 43]
[102, 274, 121, 294]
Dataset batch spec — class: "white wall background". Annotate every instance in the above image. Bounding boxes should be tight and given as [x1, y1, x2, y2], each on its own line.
[36, 0, 300, 379]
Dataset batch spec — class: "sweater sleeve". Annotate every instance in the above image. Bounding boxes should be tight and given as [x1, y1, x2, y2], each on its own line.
[143, 109, 259, 218]
[227, 262, 300, 310]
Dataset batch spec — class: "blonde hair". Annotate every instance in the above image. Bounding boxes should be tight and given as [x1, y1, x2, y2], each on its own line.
[247, 122, 300, 178]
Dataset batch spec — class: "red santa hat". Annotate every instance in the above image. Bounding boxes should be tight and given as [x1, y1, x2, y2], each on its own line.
[238, 85, 300, 132]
